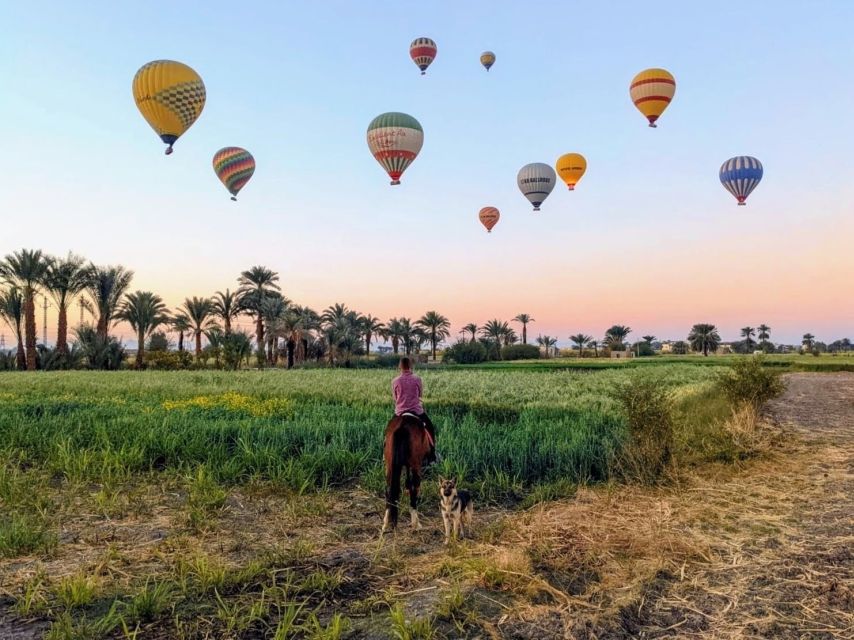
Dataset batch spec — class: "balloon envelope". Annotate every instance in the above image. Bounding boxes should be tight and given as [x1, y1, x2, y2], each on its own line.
[133, 60, 206, 154]
[410, 37, 437, 75]
[213, 147, 255, 200]
[517, 163, 556, 211]
[555, 153, 587, 190]
[629, 68, 675, 128]
[366, 112, 424, 185]
[720, 156, 763, 206]
[480, 51, 496, 71]
[479, 206, 500, 232]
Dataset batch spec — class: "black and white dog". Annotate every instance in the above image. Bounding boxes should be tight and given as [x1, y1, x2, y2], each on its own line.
[439, 477, 473, 544]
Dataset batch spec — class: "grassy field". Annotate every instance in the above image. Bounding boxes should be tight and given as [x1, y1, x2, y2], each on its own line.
[0, 365, 754, 638]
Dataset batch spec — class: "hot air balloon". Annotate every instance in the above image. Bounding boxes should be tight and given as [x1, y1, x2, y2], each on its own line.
[213, 147, 255, 201]
[480, 51, 496, 71]
[133, 60, 206, 155]
[479, 207, 500, 232]
[629, 68, 675, 128]
[367, 112, 424, 185]
[410, 37, 437, 75]
[517, 163, 556, 211]
[720, 156, 763, 206]
[555, 153, 587, 190]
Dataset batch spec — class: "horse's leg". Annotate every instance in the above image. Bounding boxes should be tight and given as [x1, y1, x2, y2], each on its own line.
[408, 469, 423, 530]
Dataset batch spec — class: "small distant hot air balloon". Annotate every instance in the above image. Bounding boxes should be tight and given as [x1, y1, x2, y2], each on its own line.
[517, 163, 556, 211]
[213, 147, 255, 201]
[555, 153, 587, 190]
[133, 60, 206, 154]
[479, 207, 500, 232]
[367, 112, 424, 185]
[410, 37, 437, 75]
[720, 156, 763, 206]
[480, 51, 496, 71]
[630, 68, 675, 128]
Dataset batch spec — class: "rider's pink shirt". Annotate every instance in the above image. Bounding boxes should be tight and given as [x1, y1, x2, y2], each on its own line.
[392, 371, 424, 415]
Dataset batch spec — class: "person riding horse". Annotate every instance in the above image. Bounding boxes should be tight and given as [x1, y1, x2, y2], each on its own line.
[392, 357, 437, 466]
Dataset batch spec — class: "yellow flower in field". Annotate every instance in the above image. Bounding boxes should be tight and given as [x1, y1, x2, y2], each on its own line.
[162, 393, 291, 419]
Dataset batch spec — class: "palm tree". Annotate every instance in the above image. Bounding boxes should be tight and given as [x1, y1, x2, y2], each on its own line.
[84, 264, 134, 340]
[171, 313, 191, 353]
[237, 266, 281, 353]
[461, 323, 479, 343]
[361, 314, 385, 357]
[757, 324, 770, 342]
[481, 319, 510, 356]
[0, 249, 52, 370]
[740, 326, 756, 352]
[45, 253, 88, 357]
[261, 295, 290, 364]
[294, 306, 319, 363]
[802, 333, 816, 352]
[642, 335, 655, 344]
[180, 297, 216, 359]
[397, 317, 415, 355]
[0, 286, 26, 369]
[513, 314, 535, 345]
[212, 289, 240, 334]
[569, 333, 592, 358]
[536, 335, 558, 358]
[604, 325, 632, 351]
[587, 338, 599, 358]
[688, 323, 721, 356]
[116, 291, 170, 368]
[417, 311, 451, 360]
[386, 318, 403, 355]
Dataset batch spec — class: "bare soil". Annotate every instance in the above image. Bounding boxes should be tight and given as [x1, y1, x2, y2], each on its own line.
[1, 373, 851, 639]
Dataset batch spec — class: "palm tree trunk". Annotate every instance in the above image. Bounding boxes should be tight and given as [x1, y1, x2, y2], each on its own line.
[392, 337, 399, 354]
[522, 325, 527, 344]
[287, 340, 295, 369]
[24, 293, 36, 370]
[136, 329, 144, 369]
[178, 331, 184, 352]
[224, 317, 231, 334]
[255, 317, 264, 353]
[432, 339, 437, 361]
[195, 330, 202, 358]
[56, 303, 69, 356]
[15, 325, 25, 370]
[365, 336, 371, 357]
[301, 338, 308, 362]
[96, 312, 109, 340]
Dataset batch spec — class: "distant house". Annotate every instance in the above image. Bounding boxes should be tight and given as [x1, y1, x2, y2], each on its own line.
[716, 343, 734, 355]
[376, 346, 393, 354]
[659, 341, 674, 354]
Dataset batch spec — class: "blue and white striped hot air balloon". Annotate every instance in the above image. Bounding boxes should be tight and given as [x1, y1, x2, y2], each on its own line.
[719, 156, 763, 206]
[517, 163, 556, 211]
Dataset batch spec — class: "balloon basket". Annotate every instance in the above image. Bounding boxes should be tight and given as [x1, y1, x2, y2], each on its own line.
[737, 202, 746, 206]
[231, 196, 237, 201]
[390, 180, 401, 186]
[648, 123, 658, 128]
[165, 146, 174, 155]
[568, 186, 575, 191]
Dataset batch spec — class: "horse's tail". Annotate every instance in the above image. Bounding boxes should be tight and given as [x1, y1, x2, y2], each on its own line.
[385, 421, 409, 528]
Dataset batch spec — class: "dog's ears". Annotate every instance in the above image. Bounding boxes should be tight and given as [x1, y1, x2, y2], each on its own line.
[438, 476, 446, 484]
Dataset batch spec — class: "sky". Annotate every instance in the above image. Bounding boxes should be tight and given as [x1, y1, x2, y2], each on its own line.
[1, 1, 853, 347]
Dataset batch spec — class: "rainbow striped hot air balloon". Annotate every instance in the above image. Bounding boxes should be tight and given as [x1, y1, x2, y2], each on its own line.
[133, 60, 206, 154]
[479, 207, 500, 232]
[720, 156, 763, 206]
[213, 147, 255, 201]
[480, 51, 496, 71]
[517, 163, 556, 212]
[410, 37, 437, 75]
[367, 112, 423, 186]
[630, 68, 675, 128]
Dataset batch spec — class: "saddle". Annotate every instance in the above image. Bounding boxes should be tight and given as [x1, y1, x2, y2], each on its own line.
[400, 412, 434, 448]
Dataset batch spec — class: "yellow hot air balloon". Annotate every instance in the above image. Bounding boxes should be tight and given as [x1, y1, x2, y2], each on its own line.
[133, 60, 206, 154]
[555, 153, 587, 190]
[629, 68, 675, 128]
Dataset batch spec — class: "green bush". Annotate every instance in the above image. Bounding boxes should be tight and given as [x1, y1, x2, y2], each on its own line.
[146, 350, 193, 371]
[716, 357, 785, 408]
[612, 376, 675, 483]
[443, 341, 488, 364]
[630, 341, 655, 357]
[500, 344, 540, 360]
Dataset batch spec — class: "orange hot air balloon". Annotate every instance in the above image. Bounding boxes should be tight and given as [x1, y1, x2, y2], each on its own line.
[555, 153, 587, 190]
[478, 207, 500, 233]
[630, 68, 676, 128]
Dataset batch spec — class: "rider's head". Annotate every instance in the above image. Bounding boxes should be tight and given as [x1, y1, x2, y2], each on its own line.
[399, 357, 411, 372]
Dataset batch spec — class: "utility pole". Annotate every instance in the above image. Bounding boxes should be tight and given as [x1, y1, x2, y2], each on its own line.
[79, 297, 85, 325]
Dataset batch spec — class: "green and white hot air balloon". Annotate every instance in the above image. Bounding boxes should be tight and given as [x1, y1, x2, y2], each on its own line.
[366, 112, 424, 185]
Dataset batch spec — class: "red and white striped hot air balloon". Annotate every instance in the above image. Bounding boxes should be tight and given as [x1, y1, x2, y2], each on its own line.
[410, 37, 437, 75]
[478, 207, 500, 233]
[630, 68, 676, 128]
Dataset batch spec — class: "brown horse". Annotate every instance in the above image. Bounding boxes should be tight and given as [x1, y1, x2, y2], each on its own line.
[381, 413, 433, 533]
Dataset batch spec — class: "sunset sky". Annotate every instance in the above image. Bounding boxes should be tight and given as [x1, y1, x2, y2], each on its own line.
[1, 1, 852, 347]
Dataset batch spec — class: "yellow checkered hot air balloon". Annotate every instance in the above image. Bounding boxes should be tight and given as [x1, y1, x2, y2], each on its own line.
[133, 60, 206, 155]
[629, 68, 675, 128]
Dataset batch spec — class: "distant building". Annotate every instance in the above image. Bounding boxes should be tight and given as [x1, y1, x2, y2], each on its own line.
[376, 346, 393, 354]
[610, 350, 633, 359]
[659, 341, 674, 354]
[716, 343, 734, 355]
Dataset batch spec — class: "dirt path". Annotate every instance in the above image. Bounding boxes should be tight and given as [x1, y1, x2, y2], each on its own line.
[538, 372, 854, 640]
